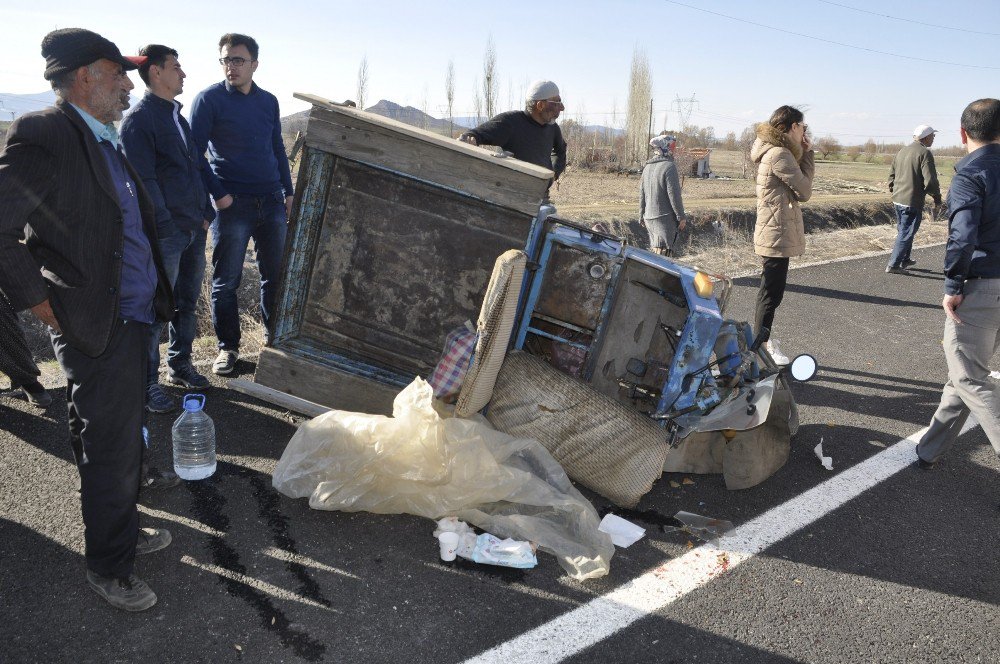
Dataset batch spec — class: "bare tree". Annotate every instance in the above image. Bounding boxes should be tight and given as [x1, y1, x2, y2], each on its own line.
[356, 55, 369, 111]
[482, 36, 498, 120]
[420, 85, 429, 130]
[445, 59, 455, 137]
[624, 46, 652, 167]
[739, 124, 757, 178]
[815, 135, 841, 158]
[472, 78, 484, 126]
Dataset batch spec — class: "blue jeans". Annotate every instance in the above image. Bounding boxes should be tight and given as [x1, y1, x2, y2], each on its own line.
[887, 203, 923, 268]
[147, 226, 207, 385]
[210, 191, 287, 352]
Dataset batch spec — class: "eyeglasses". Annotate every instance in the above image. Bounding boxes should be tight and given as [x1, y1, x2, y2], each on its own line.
[545, 99, 565, 107]
[219, 57, 249, 67]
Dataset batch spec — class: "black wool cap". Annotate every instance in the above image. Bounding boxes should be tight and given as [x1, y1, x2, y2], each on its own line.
[41, 28, 141, 81]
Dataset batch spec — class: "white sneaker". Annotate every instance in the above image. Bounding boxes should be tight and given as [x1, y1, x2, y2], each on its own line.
[212, 350, 239, 376]
[766, 340, 790, 366]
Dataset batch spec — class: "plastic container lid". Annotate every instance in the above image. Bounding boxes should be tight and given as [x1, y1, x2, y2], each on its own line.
[182, 394, 206, 412]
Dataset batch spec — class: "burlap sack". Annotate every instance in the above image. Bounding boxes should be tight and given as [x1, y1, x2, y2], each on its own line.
[485, 351, 669, 508]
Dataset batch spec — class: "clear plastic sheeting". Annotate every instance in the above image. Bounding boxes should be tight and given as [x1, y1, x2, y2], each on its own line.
[272, 378, 614, 580]
[662, 511, 735, 542]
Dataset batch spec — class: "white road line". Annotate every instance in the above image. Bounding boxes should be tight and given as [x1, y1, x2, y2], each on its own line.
[262, 547, 361, 580]
[465, 419, 976, 664]
[180, 555, 339, 612]
[138, 505, 226, 538]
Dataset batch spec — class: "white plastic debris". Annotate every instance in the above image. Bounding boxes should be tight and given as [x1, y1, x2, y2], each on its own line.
[598, 514, 646, 548]
[433, 518, 536, 568]
[990, 370, 1000, 380]
[814, 438, 834, 471]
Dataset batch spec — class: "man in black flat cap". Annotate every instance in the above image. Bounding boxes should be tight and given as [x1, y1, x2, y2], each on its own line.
[0, 28, 175, 612]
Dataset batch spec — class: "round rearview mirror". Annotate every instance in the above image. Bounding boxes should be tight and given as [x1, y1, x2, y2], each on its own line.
[789, 354, 817, 382]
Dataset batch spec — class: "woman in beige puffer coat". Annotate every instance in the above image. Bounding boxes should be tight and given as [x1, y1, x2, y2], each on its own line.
[750, 105, 815, 363]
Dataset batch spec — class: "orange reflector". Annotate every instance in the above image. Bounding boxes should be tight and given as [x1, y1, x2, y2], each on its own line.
[694, 272, 714, 299]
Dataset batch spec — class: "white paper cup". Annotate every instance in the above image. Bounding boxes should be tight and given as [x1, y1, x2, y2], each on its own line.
[438, 531, 460, 561]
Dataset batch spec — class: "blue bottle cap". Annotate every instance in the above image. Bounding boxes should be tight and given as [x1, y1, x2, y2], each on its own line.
[183, 394, 206, 412]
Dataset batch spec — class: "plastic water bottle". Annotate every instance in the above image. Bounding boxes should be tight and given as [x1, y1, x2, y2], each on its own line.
[172, 394, 216, 480]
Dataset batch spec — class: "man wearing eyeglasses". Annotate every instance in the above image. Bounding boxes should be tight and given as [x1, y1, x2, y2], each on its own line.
[458, 79, 567, 192]
[190, 33, 293, 377]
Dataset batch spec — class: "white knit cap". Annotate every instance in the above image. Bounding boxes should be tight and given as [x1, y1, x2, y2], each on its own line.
[526, 80, 560, 102]
[913, 124, 937, 140]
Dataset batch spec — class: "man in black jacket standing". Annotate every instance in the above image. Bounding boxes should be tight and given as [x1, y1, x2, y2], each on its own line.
[121, 45, 215, 416]
[458, 79, 567, 196]
[0, 29, 174, 611]
[916, 99, 1000, 470]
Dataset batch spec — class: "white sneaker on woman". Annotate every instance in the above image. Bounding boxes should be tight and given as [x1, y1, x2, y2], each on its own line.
[766, 339, 790, 366]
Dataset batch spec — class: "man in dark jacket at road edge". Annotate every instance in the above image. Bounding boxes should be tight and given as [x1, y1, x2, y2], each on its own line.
[0, 29, 175, 612]
[885, 124, 942, 273]
[916, 98, 1000, 472]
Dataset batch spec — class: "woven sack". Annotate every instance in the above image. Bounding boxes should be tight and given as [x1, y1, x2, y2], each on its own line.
[486, 351, 668, 508]
[455, 250, 526, 417]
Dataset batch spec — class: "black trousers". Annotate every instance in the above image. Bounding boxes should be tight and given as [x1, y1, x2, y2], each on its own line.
[0, 293, 40, 388]
[754, 256, 790, 338]
[52, 319, 147, 578]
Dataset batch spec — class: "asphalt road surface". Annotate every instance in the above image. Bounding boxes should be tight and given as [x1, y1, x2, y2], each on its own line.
[2, 243, 998, 663]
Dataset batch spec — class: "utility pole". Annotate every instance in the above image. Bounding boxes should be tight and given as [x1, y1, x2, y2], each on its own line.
[647, 98, 654, 161]
[671, 94, 699, 131]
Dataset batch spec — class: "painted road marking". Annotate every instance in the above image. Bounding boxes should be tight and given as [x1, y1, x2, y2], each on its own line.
[465, 420, 977, 664]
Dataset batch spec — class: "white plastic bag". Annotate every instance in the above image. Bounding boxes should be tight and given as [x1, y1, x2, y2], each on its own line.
[272, 378, 614, 580]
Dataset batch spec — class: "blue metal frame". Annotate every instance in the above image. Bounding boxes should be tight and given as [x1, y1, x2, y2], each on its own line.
[512, 217, 728, 422]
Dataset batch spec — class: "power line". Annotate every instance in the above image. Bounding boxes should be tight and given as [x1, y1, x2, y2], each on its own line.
[813, 0, 1000, 37]
[663, 0, 1000, 70]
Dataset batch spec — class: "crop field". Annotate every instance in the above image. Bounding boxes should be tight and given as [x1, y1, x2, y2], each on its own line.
[552, 149, 957, 221]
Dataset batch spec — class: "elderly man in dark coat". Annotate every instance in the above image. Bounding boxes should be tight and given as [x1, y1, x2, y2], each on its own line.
[0, 28, 175, 611]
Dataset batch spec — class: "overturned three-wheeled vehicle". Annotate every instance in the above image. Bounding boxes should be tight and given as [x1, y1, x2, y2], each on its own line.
[253, 94, 815, 508]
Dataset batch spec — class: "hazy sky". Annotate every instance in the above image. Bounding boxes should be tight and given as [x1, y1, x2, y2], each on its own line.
[2, 0, 997, 146]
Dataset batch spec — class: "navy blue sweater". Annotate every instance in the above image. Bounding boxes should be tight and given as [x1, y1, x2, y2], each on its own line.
[944, 143, 1000, 294]
[189, 81, 293, 199]
[120, 92, 214, 234]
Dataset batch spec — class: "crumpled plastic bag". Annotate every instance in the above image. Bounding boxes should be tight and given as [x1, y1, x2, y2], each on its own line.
[272, 378, 614, 580]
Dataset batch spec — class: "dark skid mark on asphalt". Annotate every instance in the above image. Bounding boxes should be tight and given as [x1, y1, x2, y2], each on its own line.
[445, 557, 529, 584]
[187, 463, 326, 661]
[244, 470, 332, 607]
[598, 504, 684, 531]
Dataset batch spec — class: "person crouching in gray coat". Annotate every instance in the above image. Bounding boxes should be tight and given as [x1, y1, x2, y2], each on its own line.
[640, 134, 686, 256]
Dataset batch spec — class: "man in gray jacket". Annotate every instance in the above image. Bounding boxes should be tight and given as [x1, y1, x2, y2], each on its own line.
[640, 134, 686, 255]
[886, 124, 942, 274]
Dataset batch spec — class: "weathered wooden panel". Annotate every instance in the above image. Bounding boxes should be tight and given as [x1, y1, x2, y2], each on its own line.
[255, 347, 397, 415]
[300, 157, 532, 377]
[297, 93, 551, 216]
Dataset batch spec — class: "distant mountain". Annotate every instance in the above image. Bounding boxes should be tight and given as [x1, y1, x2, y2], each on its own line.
[363, 100, 458, 136]
[280, 100, 474, 139]
[0, 91, 59, 118]
[0, 90, 144, 119]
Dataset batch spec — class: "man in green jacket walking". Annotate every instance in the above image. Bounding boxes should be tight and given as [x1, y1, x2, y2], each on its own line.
[886, 124, 942, 274]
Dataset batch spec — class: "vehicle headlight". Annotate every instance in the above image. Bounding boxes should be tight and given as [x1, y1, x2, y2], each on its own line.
[694, 271, 714, 299]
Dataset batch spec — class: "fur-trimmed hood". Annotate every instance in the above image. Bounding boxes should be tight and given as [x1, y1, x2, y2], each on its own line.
[751, 122, 802, 163]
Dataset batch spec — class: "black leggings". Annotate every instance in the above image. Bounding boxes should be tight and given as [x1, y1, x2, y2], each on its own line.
[754, 256, 790, 339]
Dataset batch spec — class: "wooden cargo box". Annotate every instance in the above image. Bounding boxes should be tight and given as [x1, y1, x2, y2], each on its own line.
[252, 94, 553, 414]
